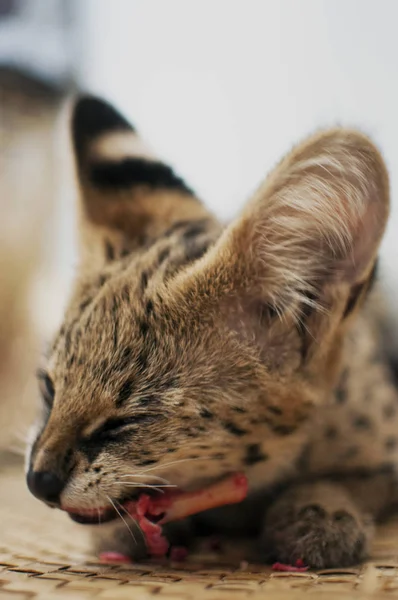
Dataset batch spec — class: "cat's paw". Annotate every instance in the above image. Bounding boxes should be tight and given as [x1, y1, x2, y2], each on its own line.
[259, 484, 373, 568]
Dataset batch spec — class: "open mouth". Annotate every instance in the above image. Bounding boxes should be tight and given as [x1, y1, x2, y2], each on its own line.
[62, 473, 248, 529]
[63, 491, 157, 525]
[61, 474, 248, 558]
[67, 507, 120, 525]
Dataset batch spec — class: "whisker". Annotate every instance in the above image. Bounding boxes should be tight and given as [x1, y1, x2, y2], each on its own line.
[7, 444, 26, 457]
[116, 481, 177, 489]
[137, 456, 212, 475]
[114, 483, 177, 494]
[115, 500, 146, 546]
[95, 498, 102, 526]
[106, 495, 137, 545]
[12, 426, 30, 444]
[115, 483, 166, 493]
[120, 484, 177, 489]
[119, 474, 171, 484]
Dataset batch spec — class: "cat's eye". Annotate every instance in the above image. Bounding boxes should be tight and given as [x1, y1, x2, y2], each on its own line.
[37, 370, 55, 408]
[91, 415, 156, 440]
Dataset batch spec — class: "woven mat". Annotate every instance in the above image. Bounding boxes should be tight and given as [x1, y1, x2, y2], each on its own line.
[1, 457, 398, 599]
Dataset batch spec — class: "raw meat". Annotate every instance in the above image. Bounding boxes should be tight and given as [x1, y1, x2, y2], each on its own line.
[272, 559, 309, 572]
[125, 473, 248, 558]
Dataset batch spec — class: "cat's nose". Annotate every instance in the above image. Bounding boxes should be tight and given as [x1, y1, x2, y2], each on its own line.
[26, 469, 64, 504]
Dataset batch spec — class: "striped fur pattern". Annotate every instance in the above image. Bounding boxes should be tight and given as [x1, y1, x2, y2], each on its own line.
[27, 96, 398, 568]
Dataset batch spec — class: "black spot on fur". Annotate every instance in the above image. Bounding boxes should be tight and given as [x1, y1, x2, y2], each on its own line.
[184, 242, 209, 263]
[385, 436, 397, 451]
[325, 425, 338, 439]
[89, 158, 194, 195]
[267, 405, 283, 416]
[244, 443, 268, 466]
[62, 449, 73, 473]
[79, 441, 103, 463]
[105, 240, 115, 261]
[122, 285, 130, 303]
[158, 247, 170, 264]
[222, 421, 247, 437]
[116, 379, 135, 407]
[79, 298, 92, 313]
[63, 328, 72, 355]
[352, 414, 372, 430]
[140, 271, 149, 291]
[67, 354, 76, 368]
[145, 299, 154, 316]
[335, 369, 349, 404]
[200, 408, 213, 419]
[136, 348, 148, 371]
[383, 403, 396, 419]
[232, 406, 247, 414]
[295, 444, 311, 472]
[118, 347, 133, 371]
[212, 453, 226, 460]
[164, 220, 196, 237]
[272, 424, 296, 436]
[182, 222, 208, 239]
[137, 395, 158, 407]
[162, 377, 178, 390]
[343, 446, 359, 460]
[139, 320, 149, 336]
[186, 430, 200, 438]
[138, 458, 157, 467]
[98, 274, 107, 287]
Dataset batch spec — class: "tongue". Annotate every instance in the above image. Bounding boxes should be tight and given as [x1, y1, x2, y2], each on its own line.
[124, 473, 248, 557]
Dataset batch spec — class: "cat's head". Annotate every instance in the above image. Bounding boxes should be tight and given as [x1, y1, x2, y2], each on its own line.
[26, 96, 389, 524]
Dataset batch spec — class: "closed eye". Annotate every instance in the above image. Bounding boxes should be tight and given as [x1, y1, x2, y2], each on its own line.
[89, 415, 157, 440]
[37, 369, 55, 409]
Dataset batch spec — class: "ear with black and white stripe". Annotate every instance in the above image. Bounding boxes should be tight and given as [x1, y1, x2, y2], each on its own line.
[71, 95, 208, 262]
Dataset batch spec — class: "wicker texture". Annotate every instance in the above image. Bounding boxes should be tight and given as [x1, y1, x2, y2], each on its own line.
[1, 459, 398, 599]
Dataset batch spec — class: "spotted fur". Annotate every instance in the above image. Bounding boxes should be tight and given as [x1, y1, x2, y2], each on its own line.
[27, 95, 398, 568]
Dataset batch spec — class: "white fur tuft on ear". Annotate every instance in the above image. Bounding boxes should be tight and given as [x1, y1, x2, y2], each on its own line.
[213, 129, 388, 313]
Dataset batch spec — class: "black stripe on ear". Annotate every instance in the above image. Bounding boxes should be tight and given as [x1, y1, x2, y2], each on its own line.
[89, 158, 195, 196]
[72, 95, 135, 163]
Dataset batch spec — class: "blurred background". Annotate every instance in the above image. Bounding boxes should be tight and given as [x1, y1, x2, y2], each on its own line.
[1, 0, 398, 452]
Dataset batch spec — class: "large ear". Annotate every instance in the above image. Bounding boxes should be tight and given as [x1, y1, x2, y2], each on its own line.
[170, 129, 389, 378]
[70, 95, 210, 266]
